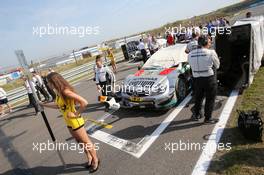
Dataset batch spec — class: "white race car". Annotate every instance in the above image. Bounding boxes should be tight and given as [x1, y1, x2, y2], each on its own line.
[121, 44, 192, 109]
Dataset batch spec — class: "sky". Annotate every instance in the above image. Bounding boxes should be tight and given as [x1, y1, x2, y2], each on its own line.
[0, 0, 241, 67]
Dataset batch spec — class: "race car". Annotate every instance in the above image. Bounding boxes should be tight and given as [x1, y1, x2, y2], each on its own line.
[121, 44, 192, 109]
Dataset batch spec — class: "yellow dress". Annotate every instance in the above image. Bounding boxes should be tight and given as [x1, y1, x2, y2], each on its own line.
[107, 52, 115, 64]
[55, 95, 85, 130]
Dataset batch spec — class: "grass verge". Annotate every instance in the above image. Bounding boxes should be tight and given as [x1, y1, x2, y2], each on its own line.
[207, 67, 264, 175]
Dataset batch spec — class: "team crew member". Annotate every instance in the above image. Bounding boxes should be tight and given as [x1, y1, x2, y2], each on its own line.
[137, 39, 148, 63]
[185, 32, 199, 54]
[95, 55, 114, 96]
[185, 32, 200, 95]
[188, 35, 220, 124]
[0, 87, 12, 116]
[42, 74, 56, 101]
[22, 77, 39, 115]
[40, 72, 100, 173]
[32, 71, 50, 101]
[107, 49, 117, 74]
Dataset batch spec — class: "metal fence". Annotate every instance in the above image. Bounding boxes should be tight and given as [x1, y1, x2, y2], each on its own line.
[7, 52, 125, 105]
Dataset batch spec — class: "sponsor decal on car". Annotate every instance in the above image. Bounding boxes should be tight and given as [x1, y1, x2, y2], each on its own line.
[159, 68, 176, 75]
[134, 70, 144, 76]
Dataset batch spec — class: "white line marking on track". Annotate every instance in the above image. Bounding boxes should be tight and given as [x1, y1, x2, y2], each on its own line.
[92, 130, 126, 148]
[87, 94, 192, 158]
[133, 94, 192, 158]
[191, 90, 239, 175]
[89, 130, 141, 155]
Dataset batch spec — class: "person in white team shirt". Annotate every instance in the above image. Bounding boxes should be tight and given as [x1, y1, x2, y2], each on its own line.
[188, 35, 220, 124]
[0, 87, 12, 116]
[95, 55, 115, 97]
[185, 32, 199, 54]
[137, 39, 148, 63]
[22, 77, 39, 115]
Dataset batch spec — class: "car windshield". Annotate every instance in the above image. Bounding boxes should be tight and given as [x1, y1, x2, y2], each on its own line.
[143, 64, 164, 70]
[143, 44, 188, 70]
[143, 58, 177, 70]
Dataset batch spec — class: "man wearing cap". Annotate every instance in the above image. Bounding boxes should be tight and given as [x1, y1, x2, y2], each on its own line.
[188, 35, 220, 124]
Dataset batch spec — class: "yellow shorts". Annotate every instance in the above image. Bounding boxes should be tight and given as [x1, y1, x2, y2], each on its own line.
[64, 116, 85, 130]
[110, 59, 115, 65]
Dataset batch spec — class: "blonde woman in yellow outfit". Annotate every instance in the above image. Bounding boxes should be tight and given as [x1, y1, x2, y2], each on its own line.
[40, 72, 100, 173]
[107, 49, 117, 73]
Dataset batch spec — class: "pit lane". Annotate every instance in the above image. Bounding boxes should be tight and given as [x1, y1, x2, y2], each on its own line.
[0, 60, 239, 175]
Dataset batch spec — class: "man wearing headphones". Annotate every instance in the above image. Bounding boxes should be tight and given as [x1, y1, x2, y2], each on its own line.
[188, 35, 220, 124]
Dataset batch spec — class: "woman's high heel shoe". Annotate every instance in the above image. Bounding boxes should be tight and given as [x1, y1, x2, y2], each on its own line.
[89, 159, 100, 173]
[84, 159, 92, 169]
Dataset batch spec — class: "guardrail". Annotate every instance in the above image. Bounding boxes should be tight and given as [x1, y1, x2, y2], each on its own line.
[6, 52, 125, 106]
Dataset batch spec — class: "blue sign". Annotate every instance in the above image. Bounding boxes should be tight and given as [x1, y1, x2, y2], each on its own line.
[11, 71, 21, 79]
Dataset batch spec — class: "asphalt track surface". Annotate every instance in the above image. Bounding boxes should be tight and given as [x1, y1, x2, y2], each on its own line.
[1, 4, 264, 175]
[0, 59, 231, 175]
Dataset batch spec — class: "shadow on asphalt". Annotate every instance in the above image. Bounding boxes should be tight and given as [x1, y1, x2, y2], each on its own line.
[1, 114, 88, 174]
[0, 111, 36, 123]
[110, 118, 205, 140]
[94, 87, 232, 141]
[65, 86, 232, 142]
[0, 127, 29, 175]
[1, 163, 90, 175]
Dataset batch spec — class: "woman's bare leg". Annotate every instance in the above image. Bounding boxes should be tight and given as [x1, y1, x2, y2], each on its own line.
[113, 63, 117, 73]
[111, 62, 117, 73]
[6, 103, 12, 112]
[71, 127, 99, 169]
[0, 105, 4, 115]
[68, 128, 93, 165]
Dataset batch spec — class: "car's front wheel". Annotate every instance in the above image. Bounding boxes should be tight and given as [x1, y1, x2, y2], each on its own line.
[176, 78, 188, 101]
